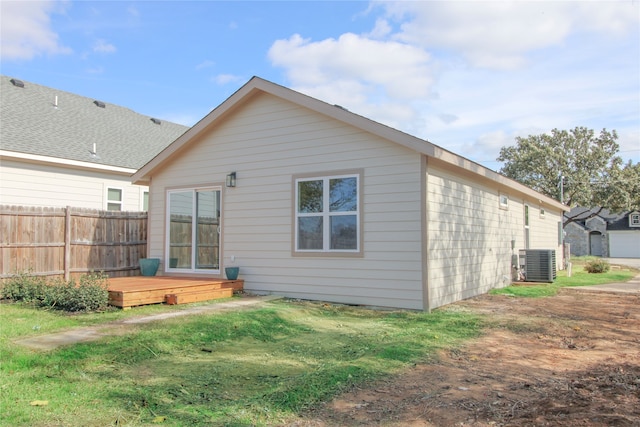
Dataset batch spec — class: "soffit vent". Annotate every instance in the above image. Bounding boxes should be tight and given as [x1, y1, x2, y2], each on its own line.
[10, 78, 25, 88]
[150, 118, 161, 125]
[93, 100, 106, 108]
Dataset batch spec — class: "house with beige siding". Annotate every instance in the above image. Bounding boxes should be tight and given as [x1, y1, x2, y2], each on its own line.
[132, 77, 567, 310]
[0, 76, 188, 211]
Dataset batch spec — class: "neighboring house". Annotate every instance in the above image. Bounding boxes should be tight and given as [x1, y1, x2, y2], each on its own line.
[0, 76, 188, 211]
[132, 77, 567, 310]
[564, 207, 640, 258]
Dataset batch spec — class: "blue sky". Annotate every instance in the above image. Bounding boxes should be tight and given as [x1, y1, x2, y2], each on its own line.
[1, 1, 639, 170]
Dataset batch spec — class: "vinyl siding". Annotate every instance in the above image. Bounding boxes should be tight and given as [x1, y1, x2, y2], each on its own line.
[426, 161, 563, 308]
[526, 203, 563, 251]
[148, 92, 425, 309]
[0, 159, 147, 211]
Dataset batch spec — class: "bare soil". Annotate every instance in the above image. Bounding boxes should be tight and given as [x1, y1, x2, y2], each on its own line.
[292, 288, 640, 426]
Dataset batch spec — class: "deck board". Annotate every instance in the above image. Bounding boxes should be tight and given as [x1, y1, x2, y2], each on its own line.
[107, 277, 243, 308]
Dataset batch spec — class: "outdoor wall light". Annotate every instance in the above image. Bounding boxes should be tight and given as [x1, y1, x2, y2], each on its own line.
[226, 172, 236, 188]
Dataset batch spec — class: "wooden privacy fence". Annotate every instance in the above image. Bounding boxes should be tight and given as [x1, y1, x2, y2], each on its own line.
[0, 205, 147, 280]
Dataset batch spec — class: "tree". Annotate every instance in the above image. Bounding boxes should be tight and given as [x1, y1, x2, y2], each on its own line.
[497, 127, 639, 225]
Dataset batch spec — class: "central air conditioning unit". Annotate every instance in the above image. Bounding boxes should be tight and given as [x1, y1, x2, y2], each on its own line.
[518, 249, 557, 282]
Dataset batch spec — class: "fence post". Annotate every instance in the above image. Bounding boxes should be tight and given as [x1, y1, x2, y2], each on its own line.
[64, 206, 71, 281]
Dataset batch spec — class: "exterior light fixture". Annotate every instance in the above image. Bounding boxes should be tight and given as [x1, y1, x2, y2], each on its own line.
[226, 172, 236, 188]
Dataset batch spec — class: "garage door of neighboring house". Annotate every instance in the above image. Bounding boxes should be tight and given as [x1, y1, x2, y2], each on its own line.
[609, 231, 640, 258]
[589, 231, 603, 256]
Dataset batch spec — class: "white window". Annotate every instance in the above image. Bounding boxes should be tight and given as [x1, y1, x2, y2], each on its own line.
[630, 213, 640, 227]
[295, 173, 360, 254]
[524, 204, 530, 249]
[540, 207, 545, 218]
[166, 187, 221, 272]
[107, 188, 122, 211]
[499, 193, 509, 210]
[142, 191, 149, 212]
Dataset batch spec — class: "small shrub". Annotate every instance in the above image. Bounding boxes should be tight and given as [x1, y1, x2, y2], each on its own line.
[1, 271, 109, 312]
[41, 273, 109, 312]
[584, 259, 610, 274]
[0, 271, 47, 303]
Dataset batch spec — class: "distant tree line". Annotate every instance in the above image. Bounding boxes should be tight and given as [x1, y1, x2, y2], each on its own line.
[497, 127, 640, 226]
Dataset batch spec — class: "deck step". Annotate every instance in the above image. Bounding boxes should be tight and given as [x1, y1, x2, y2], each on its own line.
[107, 277, 244, 308]
[165, 288, 233, 305]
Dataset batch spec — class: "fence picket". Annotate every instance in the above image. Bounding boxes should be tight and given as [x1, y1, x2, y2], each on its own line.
[0, 205, 147, 280]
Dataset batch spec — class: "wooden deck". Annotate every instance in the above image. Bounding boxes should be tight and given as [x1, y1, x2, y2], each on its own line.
[107, 277, 243, 309]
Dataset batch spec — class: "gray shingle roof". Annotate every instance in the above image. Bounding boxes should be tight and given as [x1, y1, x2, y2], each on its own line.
[565, 206, 636, 231]
[1, 76, 188, 169]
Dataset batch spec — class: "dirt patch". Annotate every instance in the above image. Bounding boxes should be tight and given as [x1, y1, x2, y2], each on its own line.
[291, 289, 640, 426]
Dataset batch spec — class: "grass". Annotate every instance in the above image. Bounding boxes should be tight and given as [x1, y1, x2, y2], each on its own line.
[2, 258, 634, 426]
[0, 299, 483, 426]
[490, 257, 637, 298]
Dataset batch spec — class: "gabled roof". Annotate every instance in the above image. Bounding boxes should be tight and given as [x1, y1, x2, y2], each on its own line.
[608, 211, 639, 231]
[565, 206, 637, 231]
[0, 75, 188, 171]
[565, 206, 623, 223]
[132, 76, 566, 211]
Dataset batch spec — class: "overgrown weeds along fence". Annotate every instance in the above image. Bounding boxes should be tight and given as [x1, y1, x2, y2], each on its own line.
[0, 205, 147, 280]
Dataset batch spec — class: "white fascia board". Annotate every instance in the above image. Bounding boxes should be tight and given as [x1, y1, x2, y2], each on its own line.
[0, 150, 137, 176]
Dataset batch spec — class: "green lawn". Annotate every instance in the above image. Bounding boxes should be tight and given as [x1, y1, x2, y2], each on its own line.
[490, 257, 637, 298]
[2, 258, 635, 426]
[1, 299, 482, 426]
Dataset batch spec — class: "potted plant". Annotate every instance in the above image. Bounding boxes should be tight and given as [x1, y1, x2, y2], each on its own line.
[139, 258, 160, 276]
[225, 267, 240, 280]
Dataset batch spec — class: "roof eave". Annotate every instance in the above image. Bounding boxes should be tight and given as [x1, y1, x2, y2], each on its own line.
[1, 150, 138, 175]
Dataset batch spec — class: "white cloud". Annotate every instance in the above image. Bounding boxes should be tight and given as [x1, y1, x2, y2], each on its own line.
[213, 74, 244, 85]
[365, 18, 392, 39]
[270, 33, 432, 99]
[0, 0, 72, 60]
[196, 60, 215, 70]
[267, 1, 638, 167]
[377, 1, 639, 70]
[92, 39, 116, 54]
[268, 32, 433, 131]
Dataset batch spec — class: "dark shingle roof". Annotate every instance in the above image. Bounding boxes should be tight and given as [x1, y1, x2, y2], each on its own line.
[565, 206, 636, 231]
[608, 211, 639, 231]
[0, 76, 188, 169]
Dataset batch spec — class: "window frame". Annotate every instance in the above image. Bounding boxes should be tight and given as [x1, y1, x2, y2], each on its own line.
[293, 170, 363, 257]
[499, 193, 509, 210]
[524, 204, 530, 249]
[141, 190, 149, 212]
[165, 185, 222, 274]
[106, 187, 123, 211]
[630, 212, 640, 227]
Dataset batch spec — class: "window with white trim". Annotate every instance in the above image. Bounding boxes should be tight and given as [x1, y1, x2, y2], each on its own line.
[295, 173, 360, 253]
[524, 204, 530, 249]
[166, 187, 221, 272]
[499, 193, 509, 210]
[106, 188, 122, 211]
[630, 213, 640, 227]
[142, 191, 149, 212]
